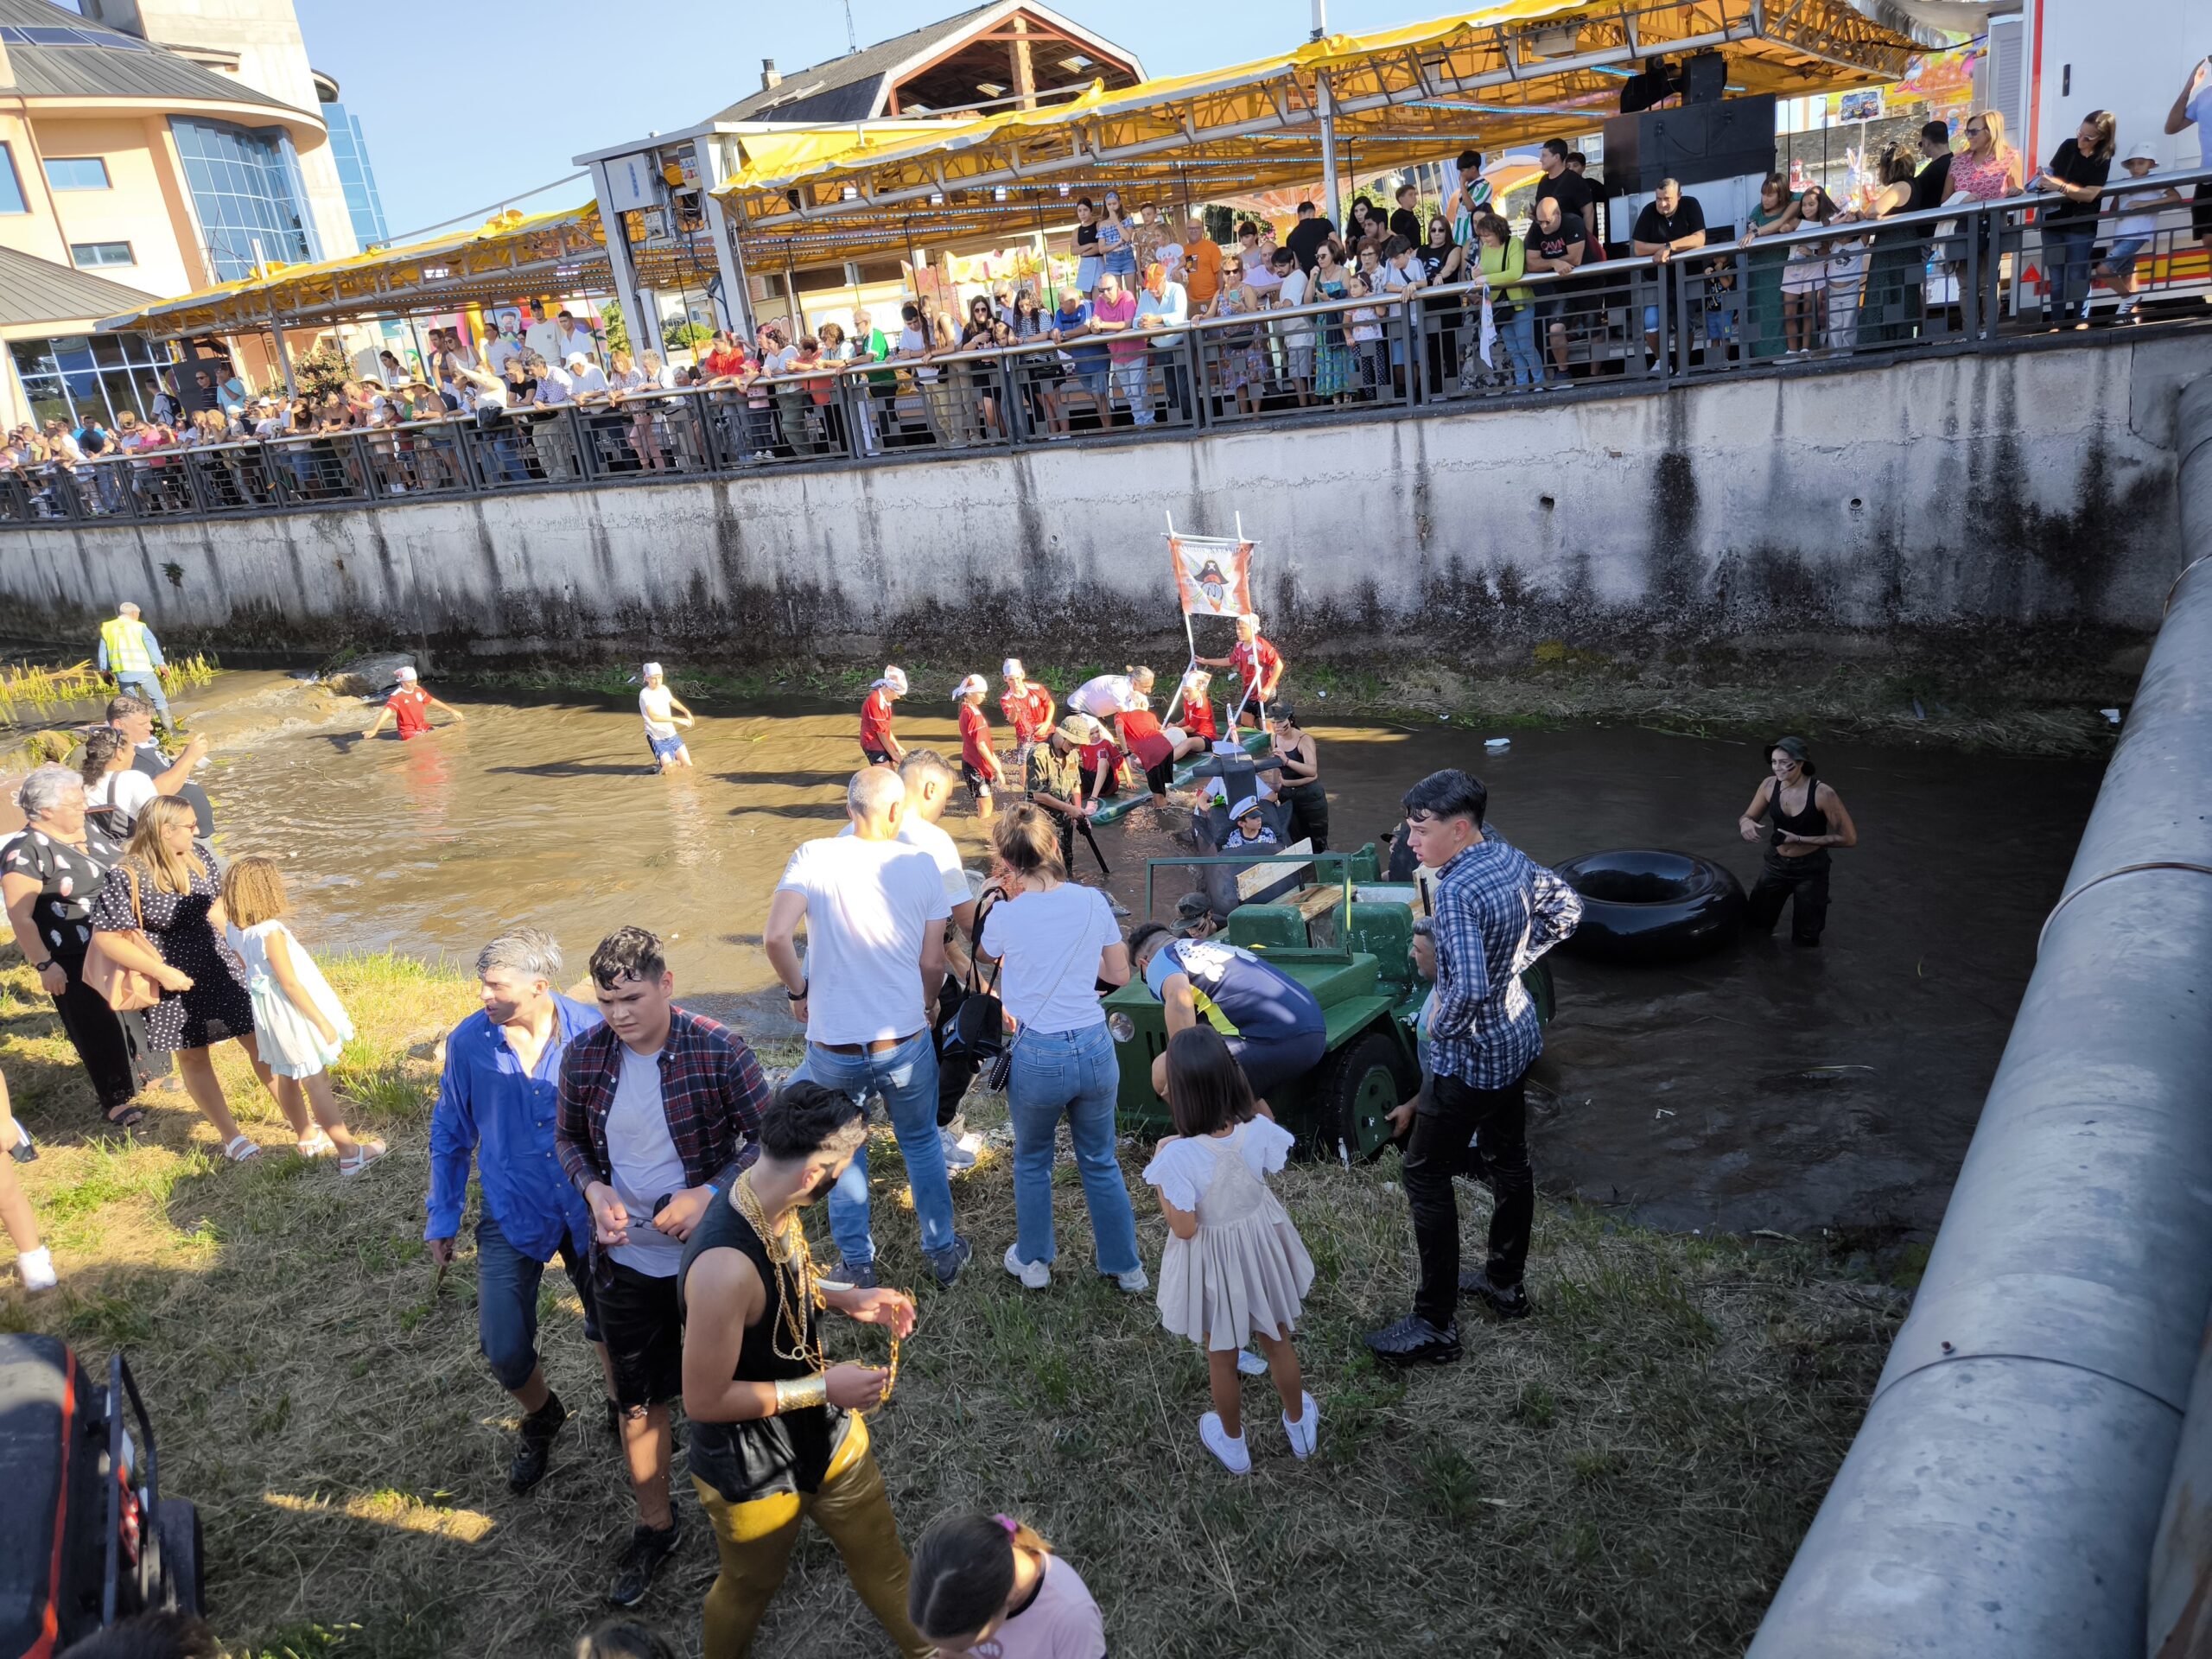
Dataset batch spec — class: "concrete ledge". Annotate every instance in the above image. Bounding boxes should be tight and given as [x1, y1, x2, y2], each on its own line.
[3, 334, 2205, 664]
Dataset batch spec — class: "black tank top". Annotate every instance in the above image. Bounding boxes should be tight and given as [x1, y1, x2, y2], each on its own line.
[678, 1190, 846, 1503]
[1763, 777, 1827, 847]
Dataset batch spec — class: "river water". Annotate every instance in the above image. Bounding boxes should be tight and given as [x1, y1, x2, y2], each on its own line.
[152, 677, 2101, 1236]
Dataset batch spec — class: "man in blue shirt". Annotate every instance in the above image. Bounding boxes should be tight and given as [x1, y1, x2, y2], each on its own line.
[1050, 289, 1105, 434]
[425, 926, 613, 1491]
[1367, 770, 1581, 1365]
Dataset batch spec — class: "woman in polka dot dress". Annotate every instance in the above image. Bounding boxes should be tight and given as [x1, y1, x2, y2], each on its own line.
[86, 796, 289, 1162]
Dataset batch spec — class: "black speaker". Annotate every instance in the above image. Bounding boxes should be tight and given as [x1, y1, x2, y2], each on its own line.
[1681, 51, 1726, 103]
[1600, 94, 1777, 190]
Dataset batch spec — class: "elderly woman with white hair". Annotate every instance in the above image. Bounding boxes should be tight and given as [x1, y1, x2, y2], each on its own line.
[637, 663, 696, 772]
[3, 764, 145, 1125]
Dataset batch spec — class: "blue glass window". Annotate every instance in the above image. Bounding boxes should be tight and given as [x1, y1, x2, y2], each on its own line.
[321, 100, 390, 248]
[168, 117, 321, 280]
[71, 241, 136, 267]
[9, 334, 178, 430]
[0, 143, 24, 213]
[43, 156, 111, 190]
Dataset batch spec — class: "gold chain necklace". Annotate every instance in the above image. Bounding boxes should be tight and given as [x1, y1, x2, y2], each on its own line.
[734, 1172, 907, 1409]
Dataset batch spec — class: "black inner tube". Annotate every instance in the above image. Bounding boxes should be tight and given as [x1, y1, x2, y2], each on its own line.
[1575, 868, 1697, 904]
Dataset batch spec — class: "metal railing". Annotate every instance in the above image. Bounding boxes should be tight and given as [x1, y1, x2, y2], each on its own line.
[6, 169, 2207, 530]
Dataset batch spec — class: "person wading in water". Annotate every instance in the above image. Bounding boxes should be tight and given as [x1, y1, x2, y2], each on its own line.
[1737, 736, 1859, 946]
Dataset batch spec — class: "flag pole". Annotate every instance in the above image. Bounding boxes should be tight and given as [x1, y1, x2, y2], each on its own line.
[1165, 509, 1198, 726]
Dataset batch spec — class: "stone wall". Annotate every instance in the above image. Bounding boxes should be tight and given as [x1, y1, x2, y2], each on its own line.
[3, 332, 2202, 668]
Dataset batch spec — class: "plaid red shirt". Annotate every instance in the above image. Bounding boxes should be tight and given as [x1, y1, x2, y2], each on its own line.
[555, 1005, 767, 1217]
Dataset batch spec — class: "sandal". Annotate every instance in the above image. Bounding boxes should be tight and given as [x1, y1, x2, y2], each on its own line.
[104, 1104, 147, 1131]
[297, 1128, 337, 1159]
[337, 1138, 388, 1179]
[221, 1135, 263, 1164]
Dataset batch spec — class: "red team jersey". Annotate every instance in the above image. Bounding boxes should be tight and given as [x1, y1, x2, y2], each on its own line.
[958, 702, 1000, 779]
[388, 683, 434, 739]
[1000, 682, 1055, 743]
[859, 688, 895, 755]
[1117, 707, 1173, 771]
[1231, 637, 1284, 697]
[1180, 696, 1218, 741]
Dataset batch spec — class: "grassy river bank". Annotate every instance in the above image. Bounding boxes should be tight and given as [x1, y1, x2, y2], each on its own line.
[0, 951, 1904, 1659]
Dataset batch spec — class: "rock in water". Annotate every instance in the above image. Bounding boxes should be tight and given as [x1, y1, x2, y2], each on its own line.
[324, 653, 419, 698]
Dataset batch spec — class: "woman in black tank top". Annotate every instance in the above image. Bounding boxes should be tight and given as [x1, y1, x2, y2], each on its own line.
[1736, 736, 1859, 945]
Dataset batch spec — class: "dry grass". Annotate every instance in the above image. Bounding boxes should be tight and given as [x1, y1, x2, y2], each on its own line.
[0, 956, 1899, 1659]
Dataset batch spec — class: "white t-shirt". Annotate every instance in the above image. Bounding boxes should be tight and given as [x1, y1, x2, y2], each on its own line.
[1068, 674, 1141, 719]
[86, 767, 156, 825]
[1141, 1115, 1294, 1212]
[605, 1044, 689, 1277]
[981, 882, 1119, 1035]
[777, 836, 950, 1044]
[1276, 268, 1313, 345]
[835, 813, 970, 912]
[2110, 180, 2171, 241]
[639, 684, 677, 739]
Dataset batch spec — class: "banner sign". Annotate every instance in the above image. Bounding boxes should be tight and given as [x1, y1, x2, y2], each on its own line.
[1170, 536, 1255, 618]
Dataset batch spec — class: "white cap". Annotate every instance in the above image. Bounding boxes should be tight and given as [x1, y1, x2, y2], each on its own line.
[952, 673, 987, 700]
[1181, 667, 1211, 688]
[395, 664, 418, 682]
[873, 665, 909, 696]
[1230, 795, 1262, 818]
[2124, 140, 2159, 162]
[642, 662, 664, 679]
[1238, 611, 1262, 630]
[566, 352, 589, 365]
[1001, 657, 1025, 679]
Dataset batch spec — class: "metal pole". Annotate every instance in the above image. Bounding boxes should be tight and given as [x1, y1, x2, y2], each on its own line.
[1313, 0, 1342, 227]
[267, 307, 297, 398]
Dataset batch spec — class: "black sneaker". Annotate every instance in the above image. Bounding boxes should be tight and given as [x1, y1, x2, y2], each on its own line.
[1460, 1269, 1532, 1321]
[1363, 1314, 1464, 1365]
[507, 1393, 568, 1492]
[837, 1258, 880, 1290]
[607, 1519, 683, 1607]
[925, 1235, 974, 1287]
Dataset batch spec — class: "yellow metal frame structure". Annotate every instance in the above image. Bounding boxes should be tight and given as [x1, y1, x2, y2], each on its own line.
[105, 0, 1914, 338]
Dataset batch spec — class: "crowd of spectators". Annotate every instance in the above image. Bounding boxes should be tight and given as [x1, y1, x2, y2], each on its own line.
[4, 101, 2203, 517]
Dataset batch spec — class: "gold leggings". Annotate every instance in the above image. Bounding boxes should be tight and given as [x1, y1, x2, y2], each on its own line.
[692, 1418, 931, 1658]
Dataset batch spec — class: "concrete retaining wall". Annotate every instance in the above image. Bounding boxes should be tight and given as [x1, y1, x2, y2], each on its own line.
[3, 333, 2205, 665]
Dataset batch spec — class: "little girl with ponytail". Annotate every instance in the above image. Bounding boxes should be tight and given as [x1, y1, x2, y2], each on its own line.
[907, 1510, 1106, 1656]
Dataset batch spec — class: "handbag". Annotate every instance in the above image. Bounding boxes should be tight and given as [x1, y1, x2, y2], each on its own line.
[938, 892, 1010, 1092]
[83, 863, 161, 1013]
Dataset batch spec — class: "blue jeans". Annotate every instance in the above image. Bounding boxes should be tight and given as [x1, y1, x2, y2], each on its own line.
[1006, 1022, 1141, 1276]
[1498, 308, 1541, 386]
[475, 1212, 600, 1390]
[113, 669, 168, 721]
[792, 1030, 957, 1266]
[2044, 223, 2099, 320]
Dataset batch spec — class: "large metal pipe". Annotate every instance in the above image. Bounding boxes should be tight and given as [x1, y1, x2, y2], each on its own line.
[1747, 375, 2212, 1656]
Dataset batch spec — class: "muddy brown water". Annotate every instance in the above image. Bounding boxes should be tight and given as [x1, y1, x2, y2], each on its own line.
[132, 678, 2099, 1237]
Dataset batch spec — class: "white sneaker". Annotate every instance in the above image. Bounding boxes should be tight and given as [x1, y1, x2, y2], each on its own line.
[17, 1246, 57, 1292]
[1109, 1266, 1148, 1294]
[1002, 1243, 1051, 1289]
[1236, 1348, 1268, 1377]
[940, 1128, 977, 1172]
[1283, 1391, 1319, 1459]
[1199, 1412, 1251, 1475]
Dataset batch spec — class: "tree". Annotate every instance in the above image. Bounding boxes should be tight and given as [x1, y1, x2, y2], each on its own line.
[602, 298, 632, 357]
[1203, 204, 1235, 245]
[293, 343, 350, 404]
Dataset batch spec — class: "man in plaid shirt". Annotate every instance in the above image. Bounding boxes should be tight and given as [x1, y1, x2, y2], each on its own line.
[556, 925, 768, 1608]
[1367, 770, 1581, 1366]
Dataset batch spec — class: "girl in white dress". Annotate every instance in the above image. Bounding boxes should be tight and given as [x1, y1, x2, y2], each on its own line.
[1142, 1026, 1318, 1474]
[219, 856, 385, 1177]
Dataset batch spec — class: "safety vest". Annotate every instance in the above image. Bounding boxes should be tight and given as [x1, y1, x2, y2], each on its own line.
[100, 616, 154, 674]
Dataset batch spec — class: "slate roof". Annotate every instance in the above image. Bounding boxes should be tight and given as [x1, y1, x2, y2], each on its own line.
[714, 3, 1002, 124]
[0, 0, 306, 117]
[0, 242, 156, 328]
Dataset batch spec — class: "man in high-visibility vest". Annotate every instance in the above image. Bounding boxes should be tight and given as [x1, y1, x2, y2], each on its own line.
[96, 603, 180, 734]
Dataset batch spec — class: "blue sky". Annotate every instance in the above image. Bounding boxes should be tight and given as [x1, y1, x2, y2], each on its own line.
[296, 0, 1440, 239]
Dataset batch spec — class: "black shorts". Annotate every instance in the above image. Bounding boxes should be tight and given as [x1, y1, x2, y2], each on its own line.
[1224, 1027, 1329, 1101]
[861, 746, 893, 767]
[1144, 756, 1174, 797]
[2195, 180, 2212, 241]
[595, 1257, 684, 1409]
[961, 760, 997, 799]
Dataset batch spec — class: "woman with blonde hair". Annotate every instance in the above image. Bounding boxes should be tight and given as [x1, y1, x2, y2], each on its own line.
[86, 796, 298, 1162]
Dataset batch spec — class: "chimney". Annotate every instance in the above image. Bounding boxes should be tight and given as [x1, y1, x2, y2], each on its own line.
[761, 58, 782, 91]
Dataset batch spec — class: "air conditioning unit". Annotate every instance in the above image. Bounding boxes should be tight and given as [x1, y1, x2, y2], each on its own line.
[1522, 22, 1582, 59]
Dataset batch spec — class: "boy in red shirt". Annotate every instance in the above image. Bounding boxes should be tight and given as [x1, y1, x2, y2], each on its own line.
[360, 664, 465, 741]
[952, 673, 1002, 820]
[860, 665, 908, 766]
[1197, 613, 1284, 727]
[998, 658, 1056, 772]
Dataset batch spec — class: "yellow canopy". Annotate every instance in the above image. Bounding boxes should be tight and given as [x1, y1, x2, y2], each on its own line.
[720, 0, 1917, 259]
[103, 204, 607, 335]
